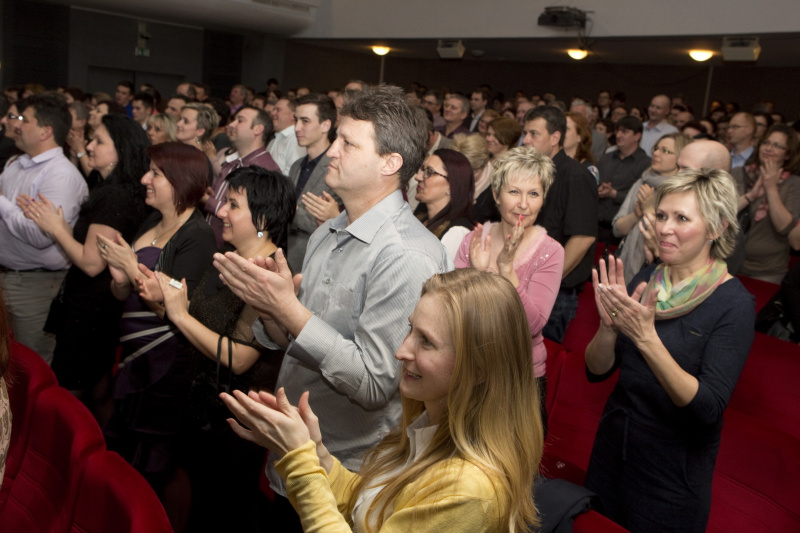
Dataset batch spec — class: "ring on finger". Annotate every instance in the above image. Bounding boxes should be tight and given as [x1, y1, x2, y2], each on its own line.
[611, 308, 619, 318]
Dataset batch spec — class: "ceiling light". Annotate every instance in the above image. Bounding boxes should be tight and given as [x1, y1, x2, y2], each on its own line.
[689, 50, 713, 62]
[372, 46, 390, 56]
[567, 49, 588, 60]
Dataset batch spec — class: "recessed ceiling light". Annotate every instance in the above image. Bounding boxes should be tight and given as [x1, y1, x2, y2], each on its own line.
[689, 50, 713, 62]
[567, 49, 588, 60]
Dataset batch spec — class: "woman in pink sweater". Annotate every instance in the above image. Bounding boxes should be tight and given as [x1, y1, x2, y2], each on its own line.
[455, 147, 564, 423]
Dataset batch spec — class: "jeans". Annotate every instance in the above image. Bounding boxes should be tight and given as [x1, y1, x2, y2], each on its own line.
[542, 287, 579, 344]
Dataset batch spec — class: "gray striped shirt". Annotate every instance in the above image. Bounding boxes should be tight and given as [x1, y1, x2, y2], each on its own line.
[255, 189, 453, 495]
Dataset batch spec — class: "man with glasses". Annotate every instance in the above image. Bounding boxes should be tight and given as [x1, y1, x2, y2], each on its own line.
[0, 94, 88, 363]
[422, 90, 446, 130]
[597, 116, 651, 244]
[727, 112, 756, 169]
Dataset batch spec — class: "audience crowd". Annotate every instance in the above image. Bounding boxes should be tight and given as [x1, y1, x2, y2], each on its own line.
[1, 74, 798, 533]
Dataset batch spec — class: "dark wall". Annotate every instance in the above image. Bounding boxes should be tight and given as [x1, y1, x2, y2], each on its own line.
[1, 0, 70, 88]
[283, 42, 800, 119]
[67, 9, 204, 97]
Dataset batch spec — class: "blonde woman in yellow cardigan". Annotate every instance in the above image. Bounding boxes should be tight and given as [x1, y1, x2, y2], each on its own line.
[222, 269, 544, 532]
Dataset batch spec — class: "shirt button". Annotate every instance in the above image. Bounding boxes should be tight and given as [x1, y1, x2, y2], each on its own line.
[325, 278, 331, 284]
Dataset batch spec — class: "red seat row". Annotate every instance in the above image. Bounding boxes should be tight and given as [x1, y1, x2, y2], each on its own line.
[0, 342, 172, 533]
[542, 328, 800, 532]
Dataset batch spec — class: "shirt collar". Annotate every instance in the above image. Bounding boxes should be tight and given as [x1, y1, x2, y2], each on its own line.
[329, 189, 405, 244]
[277, 124, 295, 138]
[19, 146, 63, 169]
[406, 412, 438, 463]
[302, 147, 328, 169]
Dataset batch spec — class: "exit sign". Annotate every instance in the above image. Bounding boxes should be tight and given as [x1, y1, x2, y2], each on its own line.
[135, 47, 150, 58]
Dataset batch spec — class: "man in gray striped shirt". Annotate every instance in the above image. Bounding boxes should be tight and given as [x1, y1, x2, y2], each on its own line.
[214, 84, 452, 527]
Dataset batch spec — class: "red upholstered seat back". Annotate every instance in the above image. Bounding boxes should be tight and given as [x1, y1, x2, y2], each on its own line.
[562, 282, 601, 353]
[0, 342, 58, 508]
[69, 450, 173, 533]
[0, 387, 105, 532]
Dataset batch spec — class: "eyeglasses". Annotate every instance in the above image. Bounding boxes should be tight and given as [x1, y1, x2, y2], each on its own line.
[420, 166, 448, 181]
[761, 140, 787, 151]
[6, 113, 22, 122]
[652, 146, 675, 155]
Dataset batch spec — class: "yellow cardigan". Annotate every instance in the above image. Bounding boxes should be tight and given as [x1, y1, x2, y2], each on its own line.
[275, 441, 507, 532]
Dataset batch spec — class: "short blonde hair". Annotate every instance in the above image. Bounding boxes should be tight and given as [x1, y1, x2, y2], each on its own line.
[181, 102, 219, 143]
[655, 168, 739, 260]
[451, 133, 490, 172]
[147, 113, 177, 142]
[490, 146, 555, 200]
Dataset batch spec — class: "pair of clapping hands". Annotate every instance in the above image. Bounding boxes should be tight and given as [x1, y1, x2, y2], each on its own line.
[592, 257, 657, 343]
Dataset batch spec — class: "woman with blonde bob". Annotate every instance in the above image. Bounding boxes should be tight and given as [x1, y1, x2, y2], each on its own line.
[585, 168, 755, 533]
[456, 147, 564, 423]
[221, 269, 544, 533]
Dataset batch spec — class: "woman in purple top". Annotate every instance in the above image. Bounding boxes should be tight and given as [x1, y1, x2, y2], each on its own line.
[97, 142, 216, 520]
[455, 147, 564, 422]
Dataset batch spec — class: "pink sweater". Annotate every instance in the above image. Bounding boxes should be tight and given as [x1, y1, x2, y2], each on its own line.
[455, 225, 564, 377]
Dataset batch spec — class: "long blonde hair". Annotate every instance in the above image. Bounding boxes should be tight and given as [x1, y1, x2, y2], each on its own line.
[347, 269, 543, 532]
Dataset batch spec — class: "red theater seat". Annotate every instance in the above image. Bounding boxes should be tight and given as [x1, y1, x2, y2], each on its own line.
[0, 342, 58, 508]
[70, 450, 172, 533]
[0, 387, 105, 532]
[562, 282, 601, 353]
[736, 275, 779, 314]
[540, 351, 617, 486]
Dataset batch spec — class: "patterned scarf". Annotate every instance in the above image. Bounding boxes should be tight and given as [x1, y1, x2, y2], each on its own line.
[640, 258, 728, 319]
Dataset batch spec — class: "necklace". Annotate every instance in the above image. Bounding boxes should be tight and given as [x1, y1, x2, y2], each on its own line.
[151, 215, 187, 246]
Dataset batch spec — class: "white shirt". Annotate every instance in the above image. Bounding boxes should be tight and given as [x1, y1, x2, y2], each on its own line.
[267, 125, 306, 176]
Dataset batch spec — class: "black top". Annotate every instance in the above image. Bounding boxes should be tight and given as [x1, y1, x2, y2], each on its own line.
[540, 150, 599, 288]
[471, 187, 501, 224]
[596, 147, 651, 223]
[63, 183, 148, 311]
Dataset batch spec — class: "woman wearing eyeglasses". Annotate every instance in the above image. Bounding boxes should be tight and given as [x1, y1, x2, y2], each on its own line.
[735, 124, 800, 283]
[415, 149, 475, 260]
[612, 133, 692, 283]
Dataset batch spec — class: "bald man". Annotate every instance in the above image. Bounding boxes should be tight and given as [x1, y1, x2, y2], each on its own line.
[673, 139, 746, 273]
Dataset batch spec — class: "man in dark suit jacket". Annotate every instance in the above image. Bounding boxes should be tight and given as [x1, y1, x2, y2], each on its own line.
[287, 93, 342, 273]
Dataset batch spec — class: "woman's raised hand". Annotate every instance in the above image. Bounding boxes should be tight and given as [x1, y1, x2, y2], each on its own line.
[155, 273, 190, 322]
[468, 223, 492, 271]
[220, 387, 313, 457]
[595, 257, 656, 343]
[496, 217, 524, 276]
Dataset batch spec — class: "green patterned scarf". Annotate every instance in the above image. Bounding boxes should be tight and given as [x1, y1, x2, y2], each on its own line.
[640, 258, 728, 320]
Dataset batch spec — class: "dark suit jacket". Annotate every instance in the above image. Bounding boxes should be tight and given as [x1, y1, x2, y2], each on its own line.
[286, 152, 340, 273]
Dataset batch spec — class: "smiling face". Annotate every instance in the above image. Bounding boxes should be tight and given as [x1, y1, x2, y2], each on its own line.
[230, 107, 260, 147]
[485, 126, 504, 156]
[217, 187, 257, 248]
[759, 131, 789, 166]
[415, 154, 450, 206]
[270, 99, 295, 132]
[141, 160, 175, 214]
[651, 137, 677, 175]
[147, 120, 170, 145]
[655, 191, 713, 272]
[395, 293, 456, 424]
[176, 108, 201, 144]
[85, 124, 118, 177]
[442, 98, 467, 125]
[494, 173, 544, 229]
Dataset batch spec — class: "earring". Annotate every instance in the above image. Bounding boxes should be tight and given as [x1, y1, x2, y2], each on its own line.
[446, 191, 450, 196]
[708, 239, 714, 245]
[195, 137, 201, 145]
[257, 231, 264, 238]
